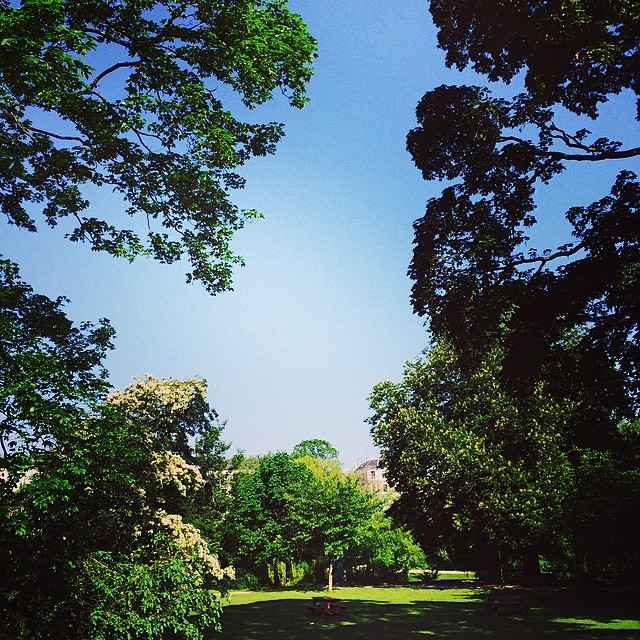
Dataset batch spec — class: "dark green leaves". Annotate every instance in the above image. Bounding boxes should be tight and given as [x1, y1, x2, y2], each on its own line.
[430, 0, 640, 116]
[369, 341, 573, 556]
[0, 257, 114, 459]
[409, 4, 640, 400]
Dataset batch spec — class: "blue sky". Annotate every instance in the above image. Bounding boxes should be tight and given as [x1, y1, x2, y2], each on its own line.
[3, 1, 638, 465]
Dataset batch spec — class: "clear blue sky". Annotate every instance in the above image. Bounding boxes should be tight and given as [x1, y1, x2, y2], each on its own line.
[2, 1, 638, 465]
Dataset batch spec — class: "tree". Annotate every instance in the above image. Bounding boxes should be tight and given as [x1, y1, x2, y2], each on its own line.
[292, 438, 339, 460]
[0, 0, 316, 293]
[292, 456, 375, 590]
[2, 405, 233, 640]
[107, 375, 233, 553]
[225, 452, 375, 589]
[566, 420, 640, 579]
[344, 509, 426, 584]
[108, 376, 220, 458]
[407, 1, 639, 407]
[369, 340, 573, 580]
[0, 257, 113, 462]
[1, 262, 233, 638]
[225, 451, 312, 586]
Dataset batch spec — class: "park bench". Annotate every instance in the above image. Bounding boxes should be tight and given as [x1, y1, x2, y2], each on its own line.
[484, 593, 529, 615]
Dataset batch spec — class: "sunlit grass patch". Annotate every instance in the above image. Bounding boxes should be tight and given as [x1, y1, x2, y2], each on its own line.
[217, 585, 640, 640]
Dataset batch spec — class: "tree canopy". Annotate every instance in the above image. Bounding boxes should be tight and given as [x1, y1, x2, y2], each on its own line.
[408, 1, 640, 406]
[1, 1, 318, 635]
[0, 0, 317, 293]
[291, 438, 339, 460]
[369, 340, 573, 578]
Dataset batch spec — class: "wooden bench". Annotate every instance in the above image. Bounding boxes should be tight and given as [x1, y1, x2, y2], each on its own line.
[484, 594, 529, 615]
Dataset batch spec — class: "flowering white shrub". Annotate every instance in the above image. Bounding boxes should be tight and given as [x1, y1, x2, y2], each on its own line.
[150, 451, 204, 496]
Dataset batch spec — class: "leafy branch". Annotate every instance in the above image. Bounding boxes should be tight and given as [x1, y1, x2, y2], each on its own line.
[88, 61, 140, 91]
[509, 242, 586, 275]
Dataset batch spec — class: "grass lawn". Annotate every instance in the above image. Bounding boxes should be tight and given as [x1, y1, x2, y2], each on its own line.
[215, 583, 640, 639]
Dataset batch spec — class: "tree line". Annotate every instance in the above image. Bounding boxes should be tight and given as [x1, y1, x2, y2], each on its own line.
[0, 266, 424, 636]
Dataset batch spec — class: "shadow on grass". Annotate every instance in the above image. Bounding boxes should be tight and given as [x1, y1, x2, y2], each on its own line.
[217, 589, 640, 640]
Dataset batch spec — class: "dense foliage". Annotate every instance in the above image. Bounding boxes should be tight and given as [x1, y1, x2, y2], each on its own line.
[345, 509, 426, 584]
[0, 258, 113, 460]
[0, 1, 320, 635]
[224, 448, 423, 589]
[369, 341, 573, 579]
[225, 451, 311, 586]
[408, 1, 639, 403]
[0, 0, 317, 293]
[1, 261, 233, 639]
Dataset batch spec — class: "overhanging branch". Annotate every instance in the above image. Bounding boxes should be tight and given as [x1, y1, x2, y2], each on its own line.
[499, 135, 640, 162]
[515, 243, 585, 276]
[89, 61, 140, 90]
[547, 147, 640, 162]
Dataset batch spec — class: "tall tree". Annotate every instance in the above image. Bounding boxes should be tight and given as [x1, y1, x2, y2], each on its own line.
[407, 1, 639, 408]
[0, 0, 316, 293]
[226, 451, 312, 586]
[369, 341, 573, 580]
[1, 261, 233, 639]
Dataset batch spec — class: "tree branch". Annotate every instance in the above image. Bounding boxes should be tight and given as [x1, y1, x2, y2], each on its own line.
[547, 125, 592, 152]
[84, 28, 131, 50]
[10, 110, 86, 144]
[130, 127, 155, 154]
[499, 135, 640, 162]
[510, 242, 586, 275]
[29, 126, 85, 143]
[547, 147, 640, 162]
[0, 431, 9, 458]
[89, 61, 140, 90]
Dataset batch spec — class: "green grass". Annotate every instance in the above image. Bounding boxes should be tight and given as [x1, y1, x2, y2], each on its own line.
[215, 584, 640, 639]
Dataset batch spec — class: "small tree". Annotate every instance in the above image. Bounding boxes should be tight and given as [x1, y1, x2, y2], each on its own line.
[345, 509, 426, 584]
[226, 452, 375, 589]
[293, 457, 375, 590]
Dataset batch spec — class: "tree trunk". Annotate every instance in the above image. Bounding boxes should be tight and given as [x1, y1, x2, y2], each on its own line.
[257, 563, 270, 586]
[522, 545, 541, 583]
[327, 559, 334, 592]
[272, 560, 282, 588]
